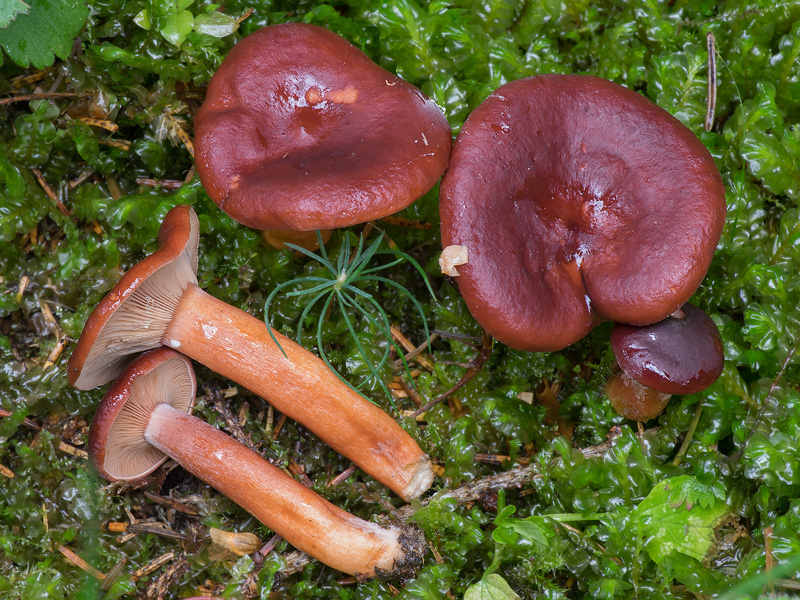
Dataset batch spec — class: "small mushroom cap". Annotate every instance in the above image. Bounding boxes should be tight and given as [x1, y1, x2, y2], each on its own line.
[610, 303, 724, 395]
[67, 205, 199, 390]
[194, 23, 452, 231]
[439, 74, 726, 352]
[606, 371, 672, 421]
[88, 348, 196, 481]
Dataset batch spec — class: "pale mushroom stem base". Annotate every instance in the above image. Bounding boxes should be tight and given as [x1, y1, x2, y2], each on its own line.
[144, 403, 418, 578]
[161, 283, 433, 502]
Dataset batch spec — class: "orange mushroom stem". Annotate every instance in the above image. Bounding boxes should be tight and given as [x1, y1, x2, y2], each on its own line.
[68, 205, 433, 502]
[89, 349, 424, 579]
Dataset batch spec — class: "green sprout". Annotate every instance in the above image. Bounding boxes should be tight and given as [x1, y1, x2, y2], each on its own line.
[264, 230, 435, 408]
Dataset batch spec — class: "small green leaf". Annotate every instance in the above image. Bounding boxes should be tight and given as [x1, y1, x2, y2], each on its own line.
[160, 9, 194, 47]
[634, 475, 730, 563]
[464, 574, 521, 600]
[193, 11, 238, 38]
[133, 9, 151, 30]
[0, 0, 87, 69]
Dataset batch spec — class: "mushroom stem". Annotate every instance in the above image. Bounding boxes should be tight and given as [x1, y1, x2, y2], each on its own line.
[143, 403, 418, 578]
[162, 283, 432, 502]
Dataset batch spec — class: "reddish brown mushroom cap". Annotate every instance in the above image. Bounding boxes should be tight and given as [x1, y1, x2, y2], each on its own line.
[610, 302, 724, 395]
[439, 74, 726, 352]
[88, 348, 196, 481]
[194, 23, 452, 231]
[67, 205, 199, 390]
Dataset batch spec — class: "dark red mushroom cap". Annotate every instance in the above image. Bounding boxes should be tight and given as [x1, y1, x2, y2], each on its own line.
[67, 205, 199, 390]
[439, 74, 726, 352]
[88, 348, 196, 481]
[610, 303, 724, 395]
[194, 23, 452, 231]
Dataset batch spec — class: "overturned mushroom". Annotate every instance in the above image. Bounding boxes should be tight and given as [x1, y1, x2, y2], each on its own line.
[68, 205, 433, 502]
[194, 23, 452, 248]
[607, 303, 724, 420]
[89, 348, 424, 579]
[439, 74, 726, 351]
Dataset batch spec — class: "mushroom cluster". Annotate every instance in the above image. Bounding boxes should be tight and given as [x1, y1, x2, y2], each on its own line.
[69, 205, 432, 502]
[90, 348, 424, 579]
[438, 74, 727, 415]
[70, 22, 454, 582]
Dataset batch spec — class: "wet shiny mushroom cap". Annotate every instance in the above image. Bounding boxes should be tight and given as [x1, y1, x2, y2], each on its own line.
[194, 22, 452, 231]
[610, 302, 724, 395]
[439, 74, 726, 352]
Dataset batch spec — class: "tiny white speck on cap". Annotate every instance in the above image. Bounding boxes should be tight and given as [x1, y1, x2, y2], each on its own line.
[167, 339, 181, 348]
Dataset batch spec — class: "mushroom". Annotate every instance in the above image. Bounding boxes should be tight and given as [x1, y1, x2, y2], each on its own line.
[68, 204, 433, 502]
[439, 74, 726, 351]
[89, 348, 424, 579]
[194, 22, 452, 249]
[607, 303, 724, 420]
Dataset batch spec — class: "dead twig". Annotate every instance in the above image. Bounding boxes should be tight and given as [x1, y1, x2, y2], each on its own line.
[132, 551, 176, 581]
[0, 92, 88, 105]
[144, 491, 200, 516]
[410, 331, 493, 418]
[58, 545, 106, 580]
[32, 168, 72, 217]
[705, 32, 717, 132]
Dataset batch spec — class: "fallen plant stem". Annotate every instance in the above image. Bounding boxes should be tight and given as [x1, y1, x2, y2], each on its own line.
[673, 403, 703, 466]
[0, 92, 89, 105]
[259, 426, 631, 581]
[410, 331, 493, 418]
[730, 340, 798, 464]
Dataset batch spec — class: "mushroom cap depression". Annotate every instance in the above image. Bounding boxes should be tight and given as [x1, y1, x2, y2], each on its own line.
[194, 22, 452, 231]
[610, 302, 724, 395]
[88, 348, 196, 481]
[439, 74, 726, 352]
[67, 205, 199, 390]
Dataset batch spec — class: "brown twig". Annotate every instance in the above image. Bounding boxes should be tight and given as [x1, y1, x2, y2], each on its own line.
[326, 464, 358, 487]
[58, 545, 106, 580]
[729, 340, 798, 464]
[410, 331, 493, 418]
[132, 552, 175, 581]
[210, 389, 261, 454]
[135, 177, 185, 190]
[144, 491, 200, 516]
[126, 522, 187, 541]
[32, 168, 72, 217]
[390, 326, 435, 371]
[0, 92, 87, 105]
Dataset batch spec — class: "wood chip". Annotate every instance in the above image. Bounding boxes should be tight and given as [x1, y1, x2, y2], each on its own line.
[58, 545, 106, 580]
[58, 440, 88, 459]
[0, 464, 14, 478]
[132, 551, 175, 581]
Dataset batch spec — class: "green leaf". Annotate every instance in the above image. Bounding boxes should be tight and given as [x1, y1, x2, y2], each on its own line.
[0, 0, 87, 69]
[464, 574, 521, 600]
[160, 9, 194, 47]
[634, 475, 731, 563]
[193, 11, 238, 38]
[0, 0, 29, 28]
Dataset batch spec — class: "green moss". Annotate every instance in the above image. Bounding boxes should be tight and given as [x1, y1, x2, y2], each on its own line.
[1, 0, 800, 597]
